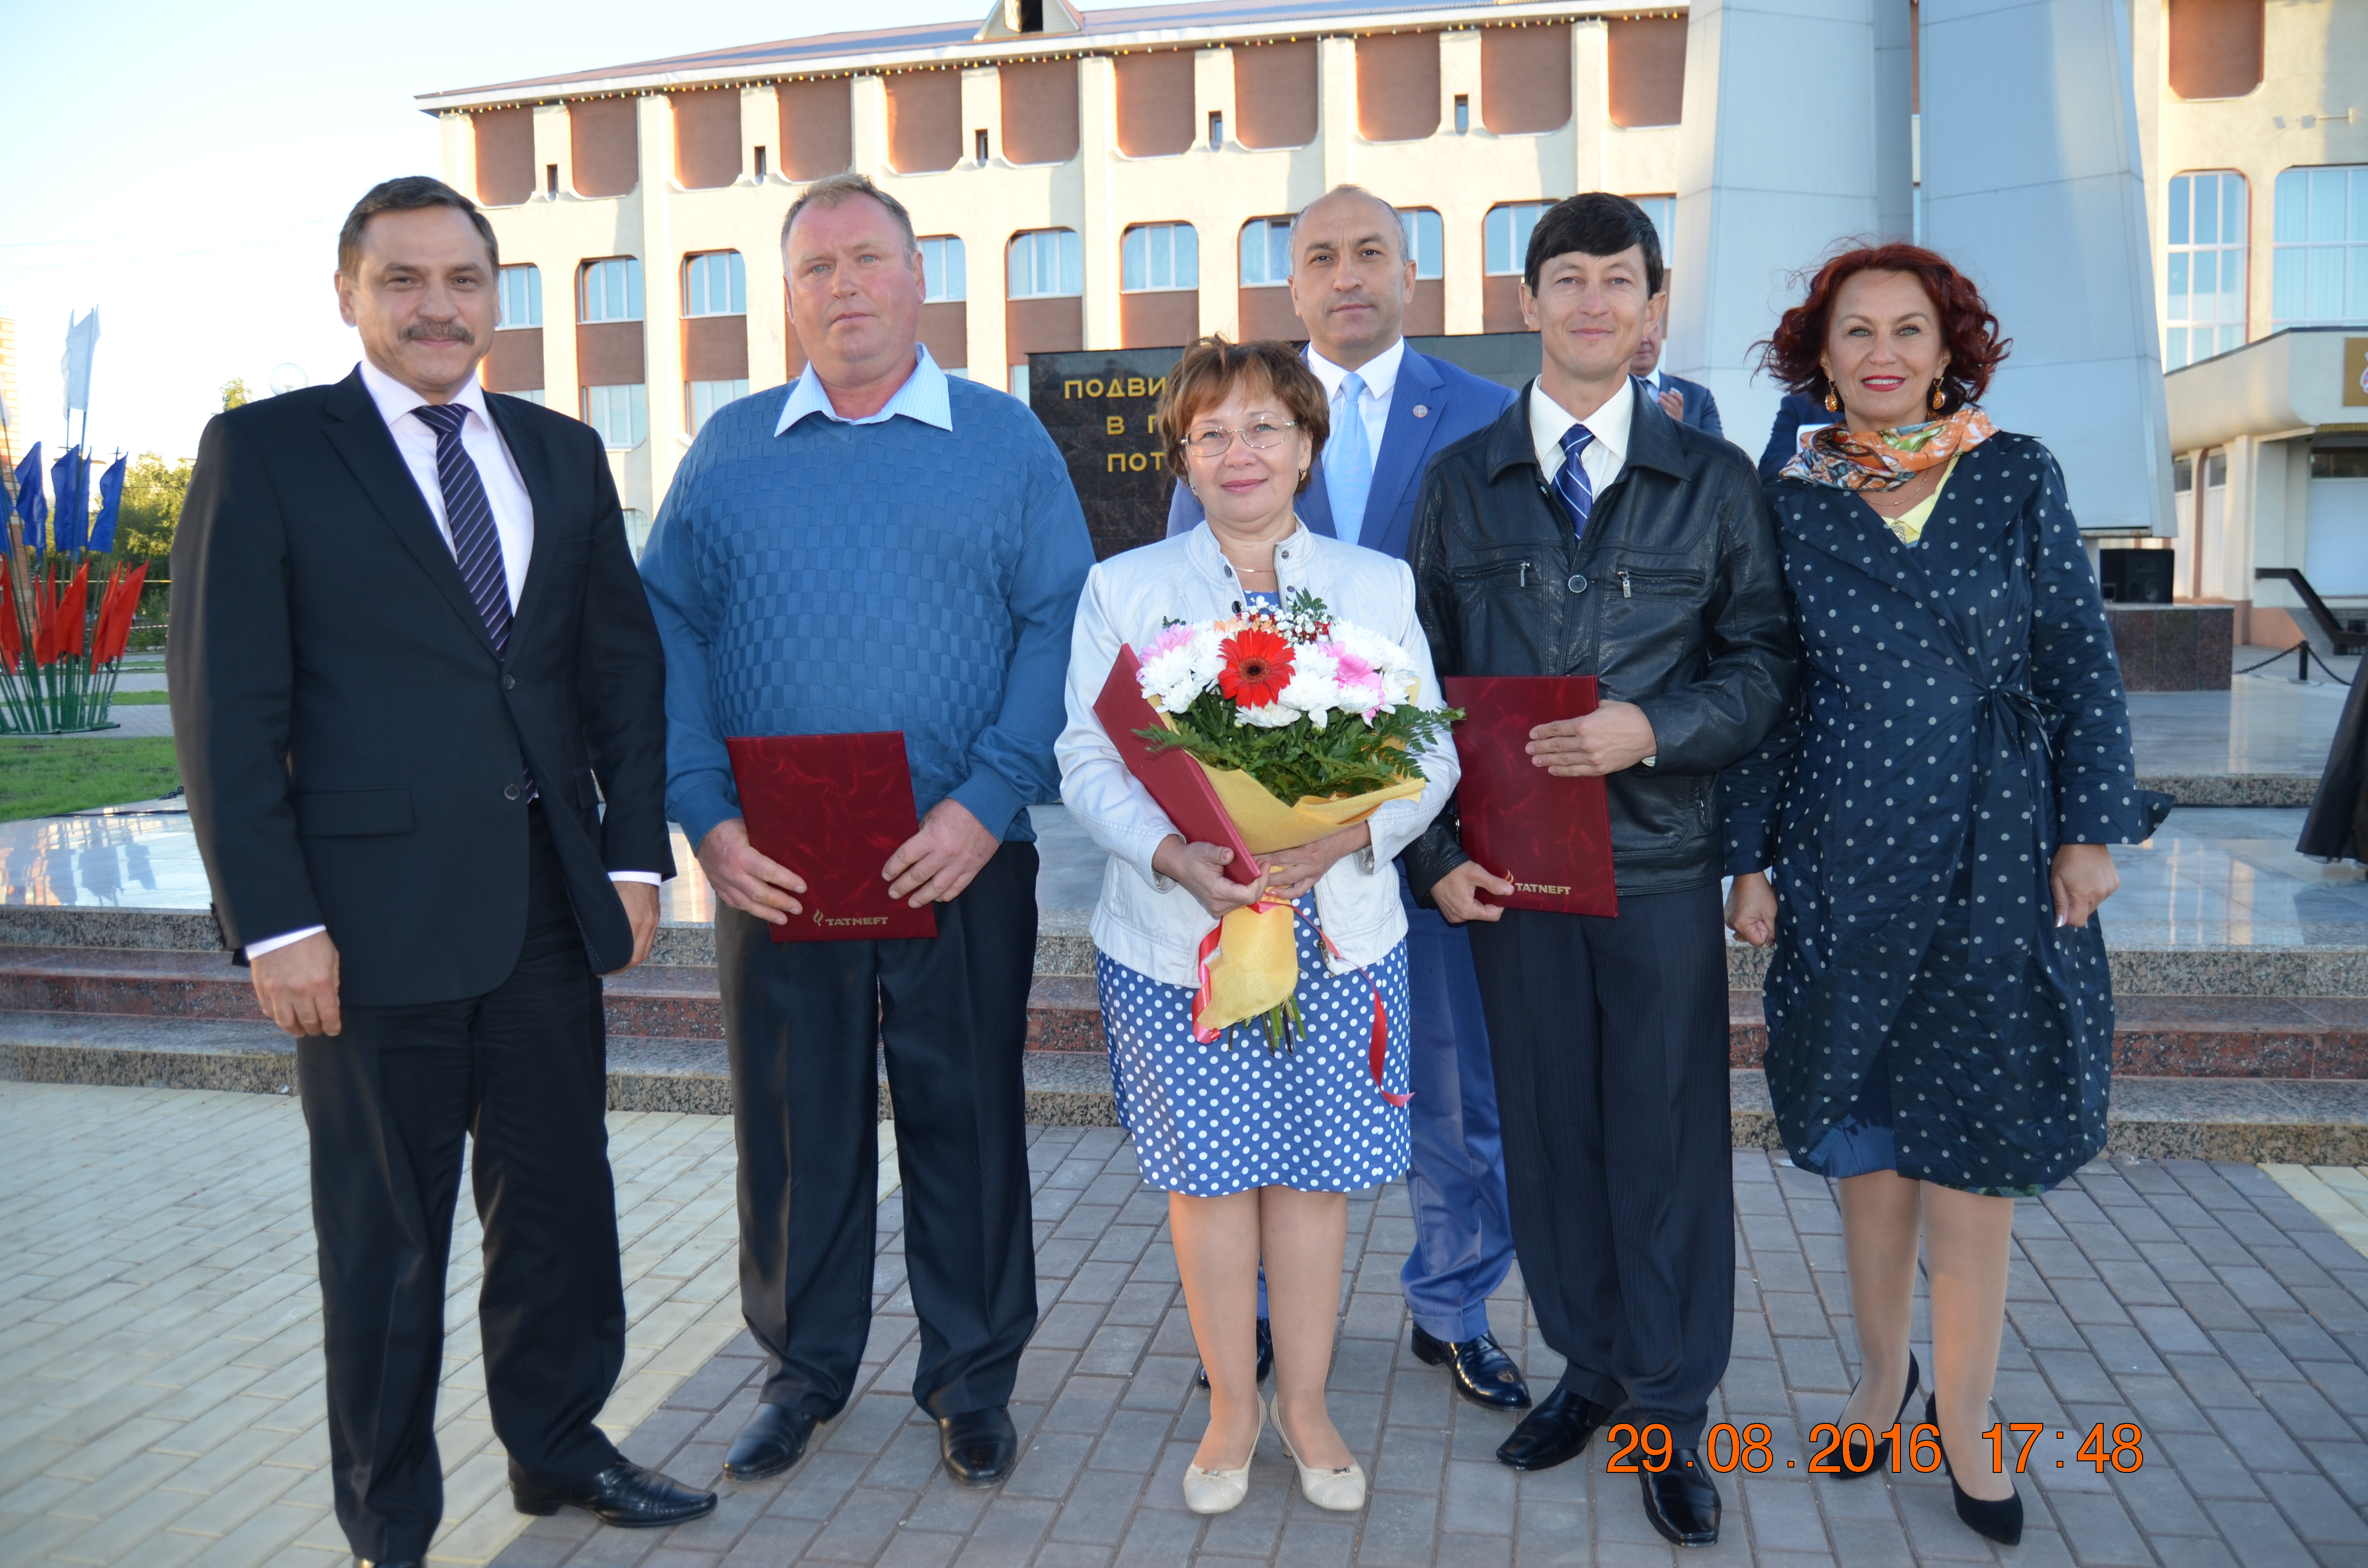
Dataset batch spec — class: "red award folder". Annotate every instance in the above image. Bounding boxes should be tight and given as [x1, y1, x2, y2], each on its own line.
[725, 732, 938, 943]
[1439, 675, 1618, 917]
[1094, 647, 1261, 885]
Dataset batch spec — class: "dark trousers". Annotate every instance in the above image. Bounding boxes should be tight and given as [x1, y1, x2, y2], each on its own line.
[1399, 888, 1517, 1342]
[1467, 882, 1733, 1447]
[720, 841, 1039, 1420]
[296, 807, 626, 1563]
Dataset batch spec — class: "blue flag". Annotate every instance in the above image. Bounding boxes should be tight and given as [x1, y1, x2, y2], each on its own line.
[92, 455, 127, 554]
[12, 443, 43, 553]
[50, 447, 86, 554]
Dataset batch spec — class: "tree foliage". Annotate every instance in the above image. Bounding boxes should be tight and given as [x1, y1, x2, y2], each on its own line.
[220, 379, 252, 412]
[111, 453, 191, 559]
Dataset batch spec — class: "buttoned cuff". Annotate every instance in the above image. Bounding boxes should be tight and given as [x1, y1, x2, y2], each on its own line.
[609, 871, 663, 885]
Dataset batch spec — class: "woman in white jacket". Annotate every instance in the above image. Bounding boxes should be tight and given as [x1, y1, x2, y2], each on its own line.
[1056, 339, 1457, 1517]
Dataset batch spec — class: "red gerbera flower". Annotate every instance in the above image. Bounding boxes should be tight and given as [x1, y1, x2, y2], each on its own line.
[1217, 627, 1295, 708]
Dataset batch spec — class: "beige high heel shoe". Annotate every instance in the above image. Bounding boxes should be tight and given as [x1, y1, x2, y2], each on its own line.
[1182, 1397, 1266, 1515]
[1275, 1409, 1368, 1511]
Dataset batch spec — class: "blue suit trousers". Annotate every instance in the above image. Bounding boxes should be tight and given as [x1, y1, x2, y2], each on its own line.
[1397, 883, 1517, 1340]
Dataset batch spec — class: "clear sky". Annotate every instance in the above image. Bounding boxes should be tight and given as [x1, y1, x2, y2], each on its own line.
[2, 0, 975, 468]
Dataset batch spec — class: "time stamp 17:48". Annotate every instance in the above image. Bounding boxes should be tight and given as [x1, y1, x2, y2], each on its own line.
[1603, 1421, 2150, 1475]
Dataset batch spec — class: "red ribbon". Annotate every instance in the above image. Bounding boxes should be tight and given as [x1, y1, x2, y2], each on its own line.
[1190, 901, 1411, 1108]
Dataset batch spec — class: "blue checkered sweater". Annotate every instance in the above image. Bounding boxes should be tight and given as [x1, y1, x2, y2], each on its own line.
[639, 380, 1095, 853]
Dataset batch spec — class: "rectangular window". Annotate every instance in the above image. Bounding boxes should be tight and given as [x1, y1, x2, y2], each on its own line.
[1238, 218, 1294, 287]
[919, 236, 967, 302]
[1010, 365, 1032, 401]
[580, 257, 644, 323]
[496, 265, 543, 330]
[1007, 229, 1082, 299]
[754, 146, 767, 179]
[688, 378, 751, 433]
[1121, 223, 1199, 292]
[1453, 95, 1470, 135]
[684, 251, 747, 317]
[976, 128, 991, 163]
[2271, 165, 2368, 326]
[514, 389, 547, 407]
[1399, 210, 1444, 281]
[1209, 110, 1224, 149]
[546, 163, 559, 197]
[1483, 203, 1552, 277]
[1628, 196, 1676, 272]
[581, 383, 647, 449]
[2166, 172, 2249, 367]
[2312, 447, 2368, 478]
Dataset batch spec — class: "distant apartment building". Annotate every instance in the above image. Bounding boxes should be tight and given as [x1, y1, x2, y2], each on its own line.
[421, 0, 2367, 611]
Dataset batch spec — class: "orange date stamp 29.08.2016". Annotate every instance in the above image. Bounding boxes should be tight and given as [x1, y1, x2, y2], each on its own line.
[1603, 1421, 2148, 1476]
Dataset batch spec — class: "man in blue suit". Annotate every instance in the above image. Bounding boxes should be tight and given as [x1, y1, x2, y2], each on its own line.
[1629, 306, 1724, 438]
[1168, 184, 1530, 1412]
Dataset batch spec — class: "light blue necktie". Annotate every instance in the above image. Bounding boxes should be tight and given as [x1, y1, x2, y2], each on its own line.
[1325, 371, 1374, 548]
[1553, 424, 1596, 539]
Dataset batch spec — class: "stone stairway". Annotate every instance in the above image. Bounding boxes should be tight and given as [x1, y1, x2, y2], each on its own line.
[0, 904, 2363, 1161]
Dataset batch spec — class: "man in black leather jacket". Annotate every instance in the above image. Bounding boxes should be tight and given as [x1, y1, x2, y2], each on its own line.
[1403, 194, 1797, 1548]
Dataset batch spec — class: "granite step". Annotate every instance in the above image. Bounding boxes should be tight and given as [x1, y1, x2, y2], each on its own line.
[6, 946, 2360, 1079]
[3, 1009, 2358, 1162]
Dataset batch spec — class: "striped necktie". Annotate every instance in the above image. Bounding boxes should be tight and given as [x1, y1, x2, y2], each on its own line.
[411, 402, 513, 653]
[413, 403, 533, 801]
[1554, 423, 1596, 539]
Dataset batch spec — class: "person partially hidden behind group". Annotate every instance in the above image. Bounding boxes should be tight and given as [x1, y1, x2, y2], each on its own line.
[1722, 243, 2168, 1547]
[1060, 337, 1458, 1515]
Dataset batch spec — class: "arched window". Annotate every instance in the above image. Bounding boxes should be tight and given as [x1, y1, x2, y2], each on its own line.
[2165, 172, 2247, 367]
[2272, 166, 2368, 328]
[1007, 229, 1082, 299]
[1483, 203, 1551, 278]
[1121, 223, 1198, 293]
[1398, 210, 1443, 281]
[1239, 218, 1294, 288]
[919, 236, 967, 302]
[496, 265, 542, 330]
[579, 257, 644, 322]
[683, 251, 746, 317]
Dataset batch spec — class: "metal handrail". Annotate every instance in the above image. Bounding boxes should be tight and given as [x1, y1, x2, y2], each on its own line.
[2253, 567, 2368, 654]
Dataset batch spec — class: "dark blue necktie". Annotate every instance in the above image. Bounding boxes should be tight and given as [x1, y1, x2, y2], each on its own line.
[413, 403, 531, 800]
[412, 403, 513, 653]
[1554, 424, 1596, 539]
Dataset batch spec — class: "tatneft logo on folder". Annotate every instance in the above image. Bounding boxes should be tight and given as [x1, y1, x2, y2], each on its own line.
[1438, 675, 1618, 918]
[725, 732, 938, 943]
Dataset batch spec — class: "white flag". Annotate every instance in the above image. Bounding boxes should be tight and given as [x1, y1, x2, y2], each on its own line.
[62, 308, 101, 417]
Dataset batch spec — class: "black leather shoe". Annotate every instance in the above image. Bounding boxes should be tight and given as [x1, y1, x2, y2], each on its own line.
[725, 1402, 821, 1481]
[511, 1460, 716, 1527]
[1640, 1451, 1722, 1547]
[1837, 1351, 1920, 1477]
[1411, 1325, 1532, 1410]
[1494, 1387, 1613, 1471]
[1194, 1317, 1273, 1390]
[1927, 1393, 2023, 1545]
[356, 1560, 421, 1567]
[938, 1407, 1020, 1488]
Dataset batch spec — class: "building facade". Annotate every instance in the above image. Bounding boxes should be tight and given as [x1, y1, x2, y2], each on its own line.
[423, 0, 2367, 622]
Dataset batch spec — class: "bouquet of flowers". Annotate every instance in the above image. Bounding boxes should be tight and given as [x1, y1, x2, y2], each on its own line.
[1131, 589, 1456, 1065]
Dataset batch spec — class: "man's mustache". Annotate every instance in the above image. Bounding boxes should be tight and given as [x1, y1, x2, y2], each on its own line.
[401, 323, 476, 345]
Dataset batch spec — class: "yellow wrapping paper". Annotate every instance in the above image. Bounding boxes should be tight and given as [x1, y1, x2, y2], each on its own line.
[1193, 762, 1426, 1035]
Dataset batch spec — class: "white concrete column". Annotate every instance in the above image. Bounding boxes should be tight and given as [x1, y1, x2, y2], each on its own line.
[1872, 0, 1914, 240]
[740, 85, 777, 186]
[440, 113, 471, 195]
[1572, 20, 1609, 196]
[532, 104, 570, 204]
[636, 93, 682, 516]
[851, 74, 888, 179]
[961, 66, 999, 167]
[741, 85, 788, 392]
[1079, 55, 1120, 350]
[1438, 31, 1486, 335]
[1920, 0, 2174, 536]
[1319, 37, 1357, 193]
[1666, 0, 1887, 460]
[1197, 49, 1240, 338]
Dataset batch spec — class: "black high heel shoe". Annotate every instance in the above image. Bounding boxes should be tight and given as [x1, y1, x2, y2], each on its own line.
[1835, 1350, 1920, 1477]
[1925, 1393, 2023, 1545]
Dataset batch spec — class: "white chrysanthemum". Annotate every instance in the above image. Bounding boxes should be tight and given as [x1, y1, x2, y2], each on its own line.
[1277, 645, 1342, 728]
[1332, 622, 1423, 708]
[1138, 626, 1223, 712]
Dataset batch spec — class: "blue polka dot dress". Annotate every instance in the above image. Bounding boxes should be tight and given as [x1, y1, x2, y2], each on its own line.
[1097, 895, 1413, 1197]
[1719, 433, 2170, 1195]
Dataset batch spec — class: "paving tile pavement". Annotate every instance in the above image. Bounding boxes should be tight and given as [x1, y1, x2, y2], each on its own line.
[0, 1083, 896, 1568]
[496, 1130, 2368, 1568]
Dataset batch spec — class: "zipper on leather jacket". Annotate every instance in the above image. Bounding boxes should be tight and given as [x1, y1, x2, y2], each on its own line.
[1616, 569, 1631, 598]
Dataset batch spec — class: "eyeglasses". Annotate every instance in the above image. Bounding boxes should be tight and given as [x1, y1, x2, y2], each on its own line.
[1183, 420, 1299, 458]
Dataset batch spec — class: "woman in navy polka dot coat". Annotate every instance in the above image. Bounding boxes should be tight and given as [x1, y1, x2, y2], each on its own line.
[1719, 246, 2169, 1546]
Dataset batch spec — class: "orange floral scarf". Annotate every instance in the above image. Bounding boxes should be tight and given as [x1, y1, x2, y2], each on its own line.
[1779, 405, 1998, 492]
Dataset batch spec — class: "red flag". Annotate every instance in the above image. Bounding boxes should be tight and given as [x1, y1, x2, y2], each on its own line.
[57, 563, 89, 660]
[0, 561, 19, 675]
[92, 564, 147, 667]
[30, 564, 56, 667]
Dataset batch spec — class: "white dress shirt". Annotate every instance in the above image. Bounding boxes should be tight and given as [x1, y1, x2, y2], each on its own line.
[1306, 336, 1402, 472]
[246, 359, 658, 962]
[1529, 374, 1633, 497]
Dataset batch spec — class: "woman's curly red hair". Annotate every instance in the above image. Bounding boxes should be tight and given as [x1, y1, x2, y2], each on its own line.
[1758, 243, 2010, 414]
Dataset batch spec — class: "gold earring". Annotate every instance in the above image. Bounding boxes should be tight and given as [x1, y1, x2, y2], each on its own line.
[1930, 380, 1945, 413]
[1823, 387, 1840, 413]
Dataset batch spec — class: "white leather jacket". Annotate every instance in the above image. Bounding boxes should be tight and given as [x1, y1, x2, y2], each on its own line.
[1056, 522, 1459, 988]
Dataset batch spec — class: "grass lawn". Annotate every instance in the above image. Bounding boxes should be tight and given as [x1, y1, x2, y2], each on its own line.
[107, 691, 170, 705]
[0, 736, 180, 821]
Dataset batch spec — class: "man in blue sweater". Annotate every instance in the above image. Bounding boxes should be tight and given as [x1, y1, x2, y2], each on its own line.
[1168, 185, 1531, 1416]
[640, 173, 1095, 1491]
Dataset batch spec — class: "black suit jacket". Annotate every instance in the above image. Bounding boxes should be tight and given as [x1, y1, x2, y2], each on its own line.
[170, 368, 674, 1006]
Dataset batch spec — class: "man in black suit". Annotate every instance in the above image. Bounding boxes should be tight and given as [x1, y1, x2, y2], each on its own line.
[171, 176, 714, 1568]
[1629, 302, 1725, 438]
